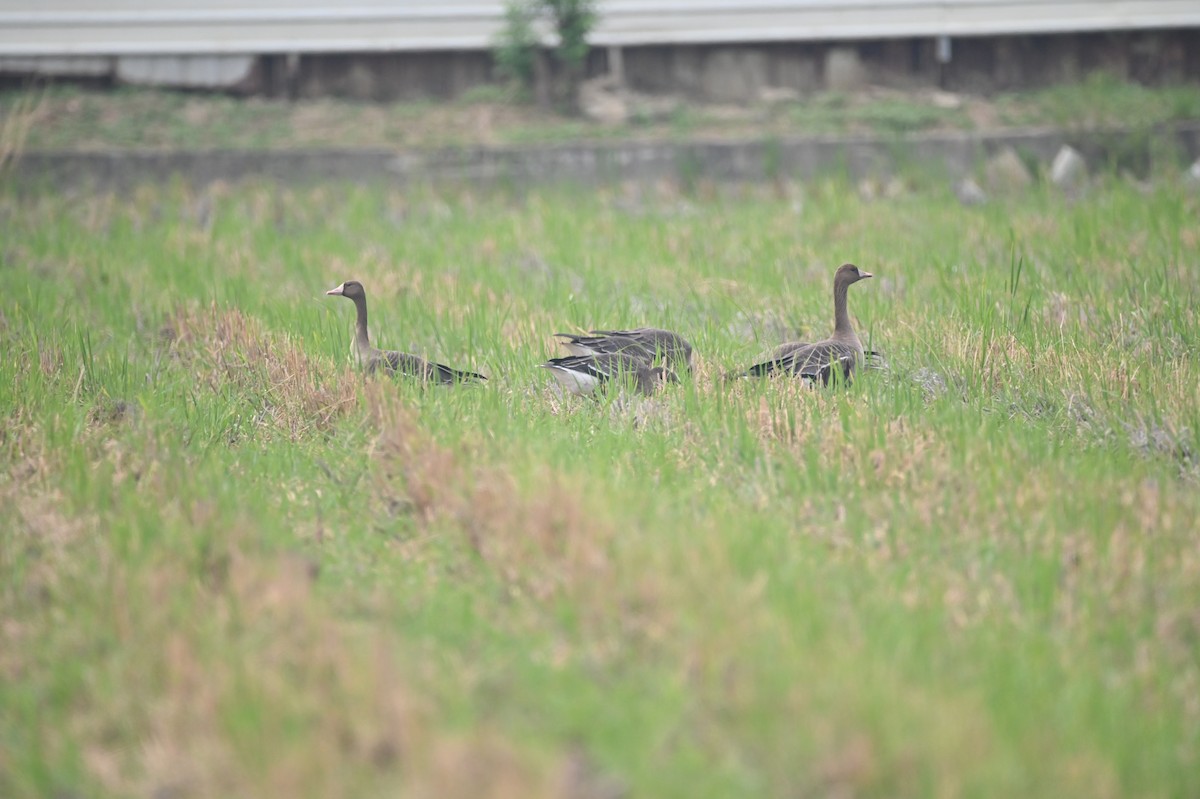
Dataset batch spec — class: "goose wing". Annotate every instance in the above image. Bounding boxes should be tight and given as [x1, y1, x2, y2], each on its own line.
[375, 351, 486, 384]
[743, 340, 858, 385]
[554, 333, 657, 362]
[556, 327, 693, 367]
[593, 328, 693, 365]
[544, 352, 646, 379]
[541, 352, 670, 397]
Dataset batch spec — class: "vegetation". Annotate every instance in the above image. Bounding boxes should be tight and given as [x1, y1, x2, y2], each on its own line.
[492, 0, 598, 110]
[542, 0, 599, 91]
[493, 0, 541, 93]
[2, 173, 1199, 798]
[994, 71, 1200, 130]
[3, 76, 1198, 151]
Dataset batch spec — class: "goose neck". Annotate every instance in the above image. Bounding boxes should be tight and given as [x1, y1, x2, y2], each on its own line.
[833, 279, 854, 336]
[352, 294, 372, 353]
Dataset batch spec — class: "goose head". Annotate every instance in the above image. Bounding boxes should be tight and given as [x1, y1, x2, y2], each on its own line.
[326, 280, 366, 300]
[835, 263, 873, 287]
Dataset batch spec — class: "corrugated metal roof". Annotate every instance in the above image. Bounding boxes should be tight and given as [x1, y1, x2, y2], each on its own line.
[1, 0, 1198, 56]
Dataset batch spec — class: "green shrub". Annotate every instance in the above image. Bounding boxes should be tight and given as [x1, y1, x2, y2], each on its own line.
[492, 0, 598, 110]
[493, 0, 540, 90]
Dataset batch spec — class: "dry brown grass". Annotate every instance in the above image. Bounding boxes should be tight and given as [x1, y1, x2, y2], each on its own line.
[146, 573, 605, 799]
[0, 430, 593, 799]
[364, 385, 616, 605]
[162, 302, 358, 439]
[0, 86, 45, 173]
[4, 299, 588, 794]
[7, 172, 1200, 797]
[0, 486, 99, 689]
[127, 548, 428, 799]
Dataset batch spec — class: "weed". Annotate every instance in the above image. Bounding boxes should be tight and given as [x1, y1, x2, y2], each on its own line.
[5, 76, 1198, 150]
[2, 177, 1199, 798]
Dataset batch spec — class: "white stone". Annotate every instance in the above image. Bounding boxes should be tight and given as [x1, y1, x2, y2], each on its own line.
[930, 90, 962, 110]
[884, 175, 907, 199]
[578, 76, 628, 125]
[954, 177, 988, 206]
[758, 86, 800, 105]
[1185, 159, 1200, 190]
[984, 146, 1033, 194]
[1050, 145, 1088, 192]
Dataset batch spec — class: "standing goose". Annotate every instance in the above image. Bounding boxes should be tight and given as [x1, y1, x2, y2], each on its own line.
[554, 328, 694, 372]
[739, 263, 874, 385]
[540, 352, 677, 397]
[326, 280, 486, 384]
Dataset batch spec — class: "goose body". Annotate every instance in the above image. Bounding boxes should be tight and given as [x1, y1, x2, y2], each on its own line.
[540, 352, 676, 397]
[554, 327, 693, 372]
[742, 340, 859, 385]
[326, 280, 485, 384]
[740, 263, 874, 385]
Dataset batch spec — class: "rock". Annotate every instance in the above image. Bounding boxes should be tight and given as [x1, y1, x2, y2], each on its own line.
[825, 47, 867, 92]
[858, 176, 907, 202]
[1050, 145, 1088, 192]
[1185, 158, 1200, 191]
[578, 76, 628, 125]
[930, 90, 962, 109]
[758, 85, 800, 105]
[954, 177, 988, 206]
[857, 178, 879, 202]
[1122, 171, 1155, 195]
[984, 146, 1033, 194]
[883, 176, 907, 199]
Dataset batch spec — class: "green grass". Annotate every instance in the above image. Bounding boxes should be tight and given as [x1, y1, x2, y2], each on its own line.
[3, 74, 1198, 152]
[2, 174, 1200, 798]
[996, 71, 1200, 130]
[784, 92, 970, 136]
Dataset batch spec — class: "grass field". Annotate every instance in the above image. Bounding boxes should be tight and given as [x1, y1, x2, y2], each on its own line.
[4, 73, 1200, 151]
[2, 172, 1199, 798]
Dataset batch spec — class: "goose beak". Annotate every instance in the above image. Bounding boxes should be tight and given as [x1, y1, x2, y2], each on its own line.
[859, 271, 874, 279]
[326, 283, 345, 296]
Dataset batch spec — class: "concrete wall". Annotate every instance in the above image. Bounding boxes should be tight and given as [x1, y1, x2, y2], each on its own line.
[3, 29, 1199, 101]
[5, 0, 1199, 55]
[291, 51, 494, 101]
[617, 29, 1200, 102]
[10, 123, 1199, 192]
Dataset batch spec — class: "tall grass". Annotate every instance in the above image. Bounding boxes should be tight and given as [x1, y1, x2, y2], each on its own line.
[4, 76, 1199, 150]
[1, 176, 1199, 798]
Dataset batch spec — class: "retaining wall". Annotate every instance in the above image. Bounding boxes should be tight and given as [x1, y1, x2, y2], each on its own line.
[8, 123, 1199, 192]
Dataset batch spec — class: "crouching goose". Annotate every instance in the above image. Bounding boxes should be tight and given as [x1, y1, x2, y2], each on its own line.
[540, 352, 677, 397]
[739, 263, 874, 385]
[554, 328, 694, 372]
[326, 280, 486, 384]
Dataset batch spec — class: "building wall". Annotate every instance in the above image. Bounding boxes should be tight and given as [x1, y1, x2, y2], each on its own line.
[1, 1, 1198, 98]
[3, 0, 1200, 55]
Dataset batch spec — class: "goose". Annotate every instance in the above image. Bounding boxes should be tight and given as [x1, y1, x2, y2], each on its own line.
[540, 352, 677, 397]
[326, 280, 486, 384]
[739, 263, 874, 385]
[554, 327, 694, 372]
